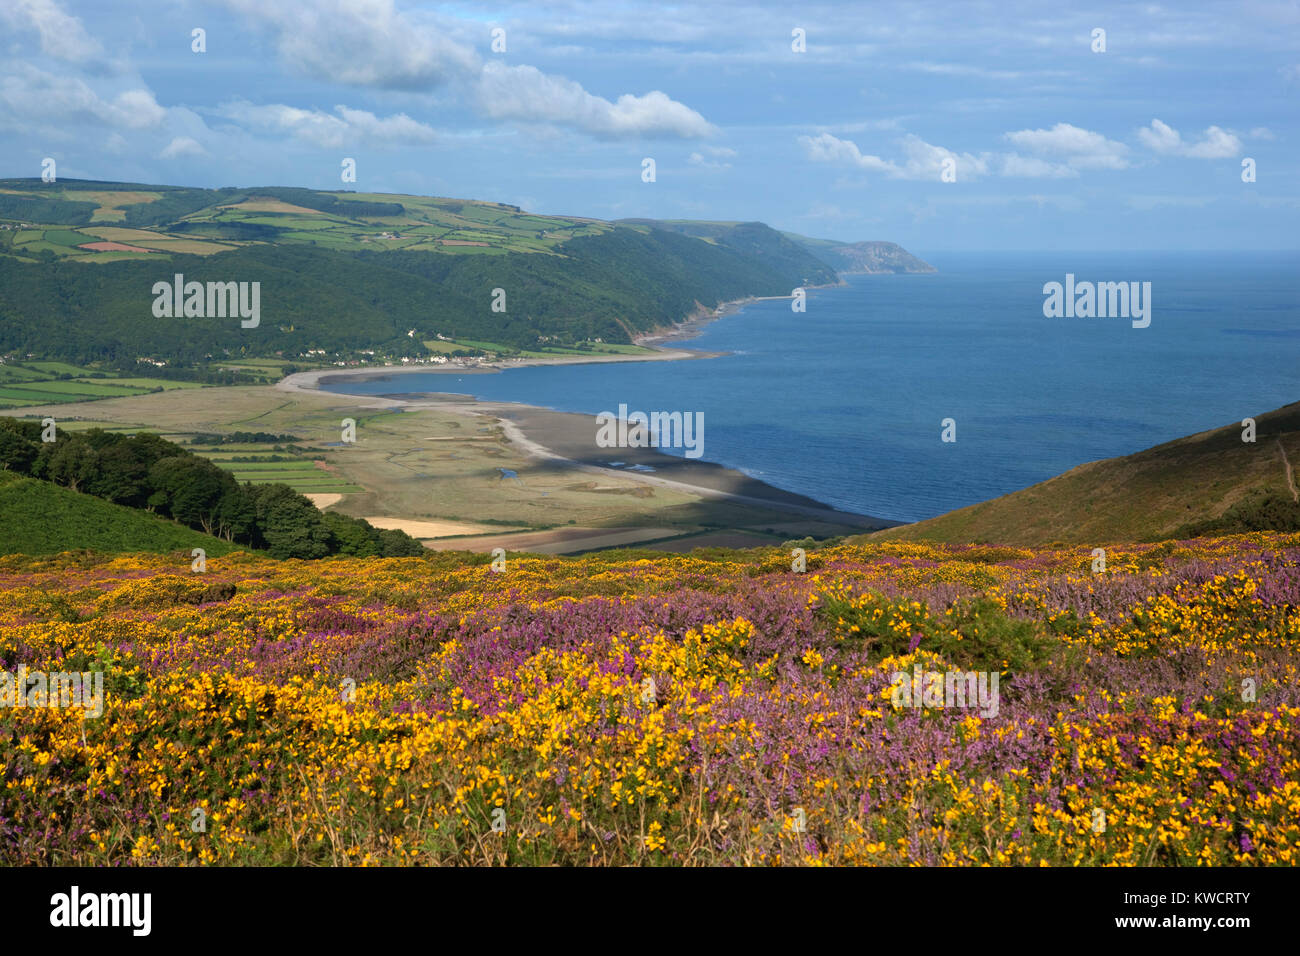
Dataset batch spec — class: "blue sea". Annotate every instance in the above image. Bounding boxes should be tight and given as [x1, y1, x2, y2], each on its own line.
[324, 252, 1300, 522]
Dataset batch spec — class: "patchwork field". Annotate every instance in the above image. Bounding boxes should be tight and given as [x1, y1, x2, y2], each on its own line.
[0, 362, 193, 409]
[0, 182, 612, 264]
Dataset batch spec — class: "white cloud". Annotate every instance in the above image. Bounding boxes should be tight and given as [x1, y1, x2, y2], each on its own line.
[798, 131, 990, 180]
[215, 101, 437, 148]
[219, 0, 479, 90]
[803, 125, 1141, 181]
[1003, 123, 1129, 169]
[0, 65, 165, 130]
[0, 0, 102, 64]
[160, 136, 207, 159]
[1248, 127, 1275, 140]
[688, 145, 736, 168]
[1137, 119, 1242, 158]
[476, 62, 714, 139]
[218, 1, 714, 141]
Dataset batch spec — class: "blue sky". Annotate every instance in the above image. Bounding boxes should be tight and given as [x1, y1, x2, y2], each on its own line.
[2, 0, 1297, 251]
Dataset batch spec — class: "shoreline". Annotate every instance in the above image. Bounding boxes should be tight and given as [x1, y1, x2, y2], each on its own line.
[273, 283, 897, 530]
[279, 280, 840, 393]
[279, 381, 894, 530]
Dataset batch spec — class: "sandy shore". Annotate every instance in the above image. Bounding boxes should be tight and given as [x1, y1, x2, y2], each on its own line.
[276, 369, 893, 529]
[273, 287, 894, 531]
[278, 344, 716, 397]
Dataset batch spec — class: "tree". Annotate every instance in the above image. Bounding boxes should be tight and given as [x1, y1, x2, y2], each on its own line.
[148, 456, 228, 534]
[322, 511, 378, 557]
[36, 439, 99, 493]
[0, 426, 37, 473]
[85, 435, 149, 505]
[250, 484, 332, 559]
[377, 527, 425, 557]
[216, 486, 256, 543]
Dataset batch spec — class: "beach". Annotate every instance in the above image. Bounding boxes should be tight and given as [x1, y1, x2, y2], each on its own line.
[276, 346, 894, 534]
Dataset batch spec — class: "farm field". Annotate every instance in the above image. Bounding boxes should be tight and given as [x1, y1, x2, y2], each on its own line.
[0, 183, 613, 264]
[2, 535, 1297, 865]
[0, 361, 198, 409]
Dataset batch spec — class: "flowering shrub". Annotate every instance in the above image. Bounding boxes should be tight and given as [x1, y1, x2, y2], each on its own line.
[1, 535, 1297, 865]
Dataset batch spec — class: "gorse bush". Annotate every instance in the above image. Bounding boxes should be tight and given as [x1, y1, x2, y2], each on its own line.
[4, 536, 1295, 866]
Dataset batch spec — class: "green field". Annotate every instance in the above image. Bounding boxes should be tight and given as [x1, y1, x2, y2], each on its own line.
[0, 365, 50, 383]
[192, 445, 363, 494]
[6, 380, 154, 397]
[0, 362, 189, 409]
[96, 377, 203, 390]
[0, 182, 619, 264]
[26, 361, 100, 375]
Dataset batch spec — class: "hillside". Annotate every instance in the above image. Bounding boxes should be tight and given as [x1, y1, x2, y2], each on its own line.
[0, 469, 237, 557]
[869, 401, 1300, 546]
[613, 219, 839, 284]
[783, 235, 936, 274]
[7, 534, 1298, 865]
[0, 179, 915, 365]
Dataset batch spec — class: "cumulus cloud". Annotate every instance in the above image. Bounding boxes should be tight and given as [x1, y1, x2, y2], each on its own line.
[476, 62, 714, 138]
[798, 131, 990, 180]
[0, 64, 165, 130]
[1003, 123, 1129, 170]
[215, 101, 437, 148]
[218, 1, 713, 140]
[0, 0, 102, 64]
[219, 0, 479, 91]
[1137, 119, 1242, 158]
[159, 136, 208, 159]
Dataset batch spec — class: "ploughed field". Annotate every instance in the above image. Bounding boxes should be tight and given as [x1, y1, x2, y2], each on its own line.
[2, 536, 1298, 865]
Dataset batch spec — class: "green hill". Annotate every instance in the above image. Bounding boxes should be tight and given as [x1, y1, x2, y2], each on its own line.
[868, 401, 1300, 546]
[0, 470, 239, 556]
[613, 219, 839, 285]
[0, 179, 927, 366]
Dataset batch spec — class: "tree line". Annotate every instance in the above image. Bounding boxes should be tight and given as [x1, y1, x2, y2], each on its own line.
[0, 418, 424, 559]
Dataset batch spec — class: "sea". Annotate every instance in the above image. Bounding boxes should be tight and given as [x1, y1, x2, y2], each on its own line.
[322, 251, 1300, 523]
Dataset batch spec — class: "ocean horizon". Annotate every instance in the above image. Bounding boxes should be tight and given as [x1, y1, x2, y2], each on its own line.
[324, 250, 1300, 523]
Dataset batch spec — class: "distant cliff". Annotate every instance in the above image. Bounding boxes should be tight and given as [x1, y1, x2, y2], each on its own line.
[784, 234, 936, 274]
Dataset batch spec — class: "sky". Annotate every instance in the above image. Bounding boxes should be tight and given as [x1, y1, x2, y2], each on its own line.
[1, 0, 1297, 251]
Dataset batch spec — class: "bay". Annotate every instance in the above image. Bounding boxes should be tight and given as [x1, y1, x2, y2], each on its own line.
[324, 251, 1300, 522]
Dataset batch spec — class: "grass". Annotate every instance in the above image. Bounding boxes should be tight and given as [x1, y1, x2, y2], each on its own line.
[0, 386, 83, 403]
[871, 400, 1300, 546]
[0, 366, 51, 383]
[25, 361, 93, 375]
[0, 362, 206, 409]
[96, 378, 203, 390]
[5, 380, 153, 397]
[0, 471, 238, 557]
